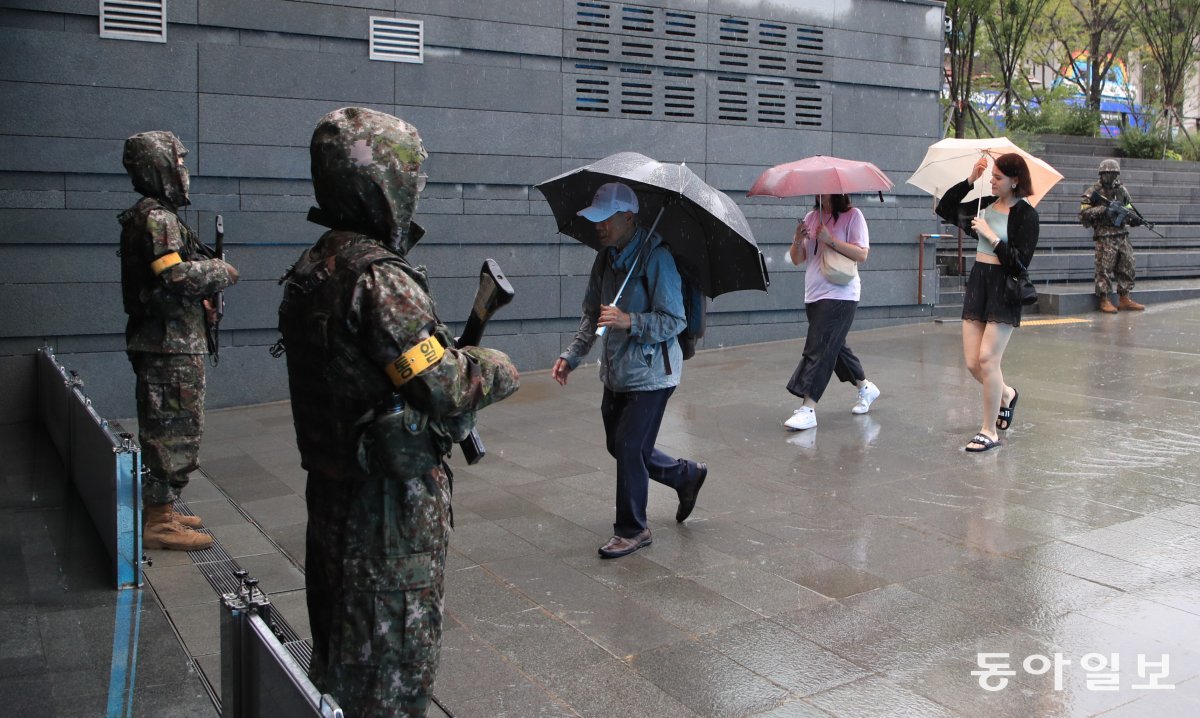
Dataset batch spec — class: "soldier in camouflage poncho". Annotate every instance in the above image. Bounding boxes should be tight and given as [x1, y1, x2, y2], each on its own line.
[119, 131, 239, 551]
[278, 107, 520, 717]
[1080, 159, 1146, 313]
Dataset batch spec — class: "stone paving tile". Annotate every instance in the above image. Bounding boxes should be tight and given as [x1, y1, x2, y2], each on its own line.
[745, 700, 835, 717]
[493, 510, 609, 557]
[701, 618, 870, 697]
[1012, 540, 1181, 592]
[449, 519, 544, 565]
[687, 561, 830, 618]
[1097, 675, 1200, 717]
[239, 492, 308, 529]
[235, 552, 305, 592]
[806, 675, 962, 718]
[630, 637, 791, 717]
[531, 655, 701, 717]
[617, 575, 763, 636]
[752, 543, 890, 600]
[458, 605, 612, 682]
[486, 554, 690, 658]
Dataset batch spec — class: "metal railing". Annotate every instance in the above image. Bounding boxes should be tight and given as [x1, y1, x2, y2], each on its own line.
[36, 346, 142, 589]
[220, 572, 342, 718]
[916, 233, 949, 305]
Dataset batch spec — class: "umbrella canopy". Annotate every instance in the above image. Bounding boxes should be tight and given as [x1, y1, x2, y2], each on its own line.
[906, 137, 1064, 207]
[747, 155, 893, 198]
[535, 151, 768, 298]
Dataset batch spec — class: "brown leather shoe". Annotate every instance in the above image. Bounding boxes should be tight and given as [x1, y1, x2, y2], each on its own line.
[1098, 297, 1118, 313]
[598, 529, 652, 559]
[1118, 294, 1145, 311]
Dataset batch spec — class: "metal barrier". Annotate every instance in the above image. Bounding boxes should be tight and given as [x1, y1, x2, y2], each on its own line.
[36, 346, 142, 589]
[916, 233, 948, 305]
[220, 572, 343, 718]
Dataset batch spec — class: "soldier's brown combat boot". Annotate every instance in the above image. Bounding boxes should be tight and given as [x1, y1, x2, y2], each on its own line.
[144, 503, 213, 551]
[171, 505, 204, 529]
[1098, 297, 1118, 313]
[1118, 294, 1145, 311]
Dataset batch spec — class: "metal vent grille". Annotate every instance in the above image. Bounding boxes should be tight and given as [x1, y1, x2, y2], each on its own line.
[716, 16, 824, 53]
[98, 0, 166, 43]
[370, 17, 423, 63]
[714, 76, 826, 128]
[569, 32, 703, 70]
[573, 1, 699, 38]
[570, 63, 700, 120]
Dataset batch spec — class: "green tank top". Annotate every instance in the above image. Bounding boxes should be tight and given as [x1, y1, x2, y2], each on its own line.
[977, 206, 1008, 256]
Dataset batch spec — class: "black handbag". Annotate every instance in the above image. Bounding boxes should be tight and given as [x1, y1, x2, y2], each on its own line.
[1004, 255, 1038, 306]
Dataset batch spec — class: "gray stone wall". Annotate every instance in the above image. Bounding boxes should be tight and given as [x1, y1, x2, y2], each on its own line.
[0, 0, 945, 422]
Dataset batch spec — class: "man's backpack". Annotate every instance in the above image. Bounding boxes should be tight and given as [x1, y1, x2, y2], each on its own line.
[677, 275, 706, 361]
[639, 249, 706, 372]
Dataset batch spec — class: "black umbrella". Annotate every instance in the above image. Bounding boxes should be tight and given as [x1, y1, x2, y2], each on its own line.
[535, 152, 770, 299]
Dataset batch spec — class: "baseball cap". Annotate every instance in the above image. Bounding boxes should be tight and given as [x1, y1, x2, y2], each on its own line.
[578, 182, 639, 222]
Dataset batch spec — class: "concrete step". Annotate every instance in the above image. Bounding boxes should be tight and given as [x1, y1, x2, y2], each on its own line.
[934, 247, 1200, 287]
[1035, 278, 1200, 315]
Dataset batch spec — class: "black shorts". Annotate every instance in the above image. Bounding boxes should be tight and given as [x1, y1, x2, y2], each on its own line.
[962, 261, 1022, 326]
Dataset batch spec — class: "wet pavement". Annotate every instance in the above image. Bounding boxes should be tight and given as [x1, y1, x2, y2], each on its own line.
[6, 299, 1200, 716]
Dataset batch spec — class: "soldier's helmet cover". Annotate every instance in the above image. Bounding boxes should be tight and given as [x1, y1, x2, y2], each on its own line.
[1098, 159, 1121, 174]
[123, 131, 191, 208]
[310, 107, 427, 254]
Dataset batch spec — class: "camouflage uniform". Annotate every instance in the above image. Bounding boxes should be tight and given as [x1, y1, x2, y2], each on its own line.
[119, 131, 236, 507]
[278, 107, 519, 717]
[1080, 164, 1137, 298]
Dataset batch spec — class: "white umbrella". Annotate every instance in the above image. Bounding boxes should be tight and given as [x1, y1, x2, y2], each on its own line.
[906, 137, 1064, 208]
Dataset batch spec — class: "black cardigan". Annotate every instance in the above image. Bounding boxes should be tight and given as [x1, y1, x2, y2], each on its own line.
[935, 179, 1040, 275]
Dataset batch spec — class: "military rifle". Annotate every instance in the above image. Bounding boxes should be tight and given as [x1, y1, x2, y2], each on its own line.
[205, 215, 226, 364]
[1088, 191, 1165, 238]
[455, 258, 515, 464]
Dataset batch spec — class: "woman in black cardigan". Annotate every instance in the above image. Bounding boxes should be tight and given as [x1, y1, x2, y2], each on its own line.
[935, 153, 1039, 452]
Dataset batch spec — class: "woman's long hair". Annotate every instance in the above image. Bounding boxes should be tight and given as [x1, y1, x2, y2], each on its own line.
[994, 153, 1034, 198]
[813, 194, 853, 221]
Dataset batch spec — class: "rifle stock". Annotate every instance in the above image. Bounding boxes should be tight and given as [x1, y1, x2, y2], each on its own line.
[455, 259, 515, 464]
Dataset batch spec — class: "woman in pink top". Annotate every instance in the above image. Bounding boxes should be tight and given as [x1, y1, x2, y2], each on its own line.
[782, 194, 881, 431]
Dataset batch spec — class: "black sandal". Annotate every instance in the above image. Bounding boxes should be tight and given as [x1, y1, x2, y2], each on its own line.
[996, 389, 1019, 430]
[965, 433, 1001, 452]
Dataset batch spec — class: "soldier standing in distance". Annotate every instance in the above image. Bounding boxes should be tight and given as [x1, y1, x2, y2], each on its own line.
[278, 107, 519, 717]
[119, 131, 239, 551]
[1080, 158, 1146, 313]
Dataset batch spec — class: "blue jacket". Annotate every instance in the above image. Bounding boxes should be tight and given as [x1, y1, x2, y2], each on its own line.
[560, 227, 685, 392]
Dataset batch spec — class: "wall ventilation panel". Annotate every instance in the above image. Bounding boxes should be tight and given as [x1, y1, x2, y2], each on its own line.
[98, 0, 166, 43]
[370, 17, 424, 63]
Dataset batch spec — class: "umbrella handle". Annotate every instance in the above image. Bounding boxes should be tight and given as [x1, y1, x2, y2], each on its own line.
[596, 206, 667, 337]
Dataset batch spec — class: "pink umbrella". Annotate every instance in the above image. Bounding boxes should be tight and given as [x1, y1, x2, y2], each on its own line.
[748, 155, 894, 198]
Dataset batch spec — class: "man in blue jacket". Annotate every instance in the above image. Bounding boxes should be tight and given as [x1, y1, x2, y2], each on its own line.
[552, 182, 708, 558]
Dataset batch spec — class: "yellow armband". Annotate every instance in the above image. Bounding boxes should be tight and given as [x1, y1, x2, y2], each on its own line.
[150, 252, 183, 275]
[385, 337, 445, 387]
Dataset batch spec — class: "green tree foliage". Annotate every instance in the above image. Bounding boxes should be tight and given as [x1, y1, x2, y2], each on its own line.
[1007, 85, 1103, 134]
[945, 0, 996, 137]
[1042, 0, 1132, 111]
[983, 0, 1052, 123]
[1125, 0, 1200, 148]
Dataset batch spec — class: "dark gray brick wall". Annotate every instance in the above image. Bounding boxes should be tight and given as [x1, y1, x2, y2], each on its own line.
[1, 0, 946, 422]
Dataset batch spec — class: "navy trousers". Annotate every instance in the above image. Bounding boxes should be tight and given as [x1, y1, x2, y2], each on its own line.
[601, 386, 696, 538]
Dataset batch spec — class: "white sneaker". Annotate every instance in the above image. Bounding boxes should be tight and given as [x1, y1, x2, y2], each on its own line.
[784, 406, 817, 430]
[851, 380, 880, 415]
